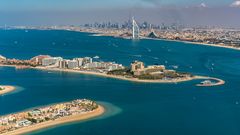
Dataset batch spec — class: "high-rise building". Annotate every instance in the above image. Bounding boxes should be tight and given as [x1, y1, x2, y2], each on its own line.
[0, 55, 6, 62]
[83, 57, 93, 65]
[132, 17, 140, 39]
[131, 61, 144, 72]
[59, 60, 68, 69]
[68, 60, 78, 69]
[73, 58, 84, 67]
[42, 57, 63, 66]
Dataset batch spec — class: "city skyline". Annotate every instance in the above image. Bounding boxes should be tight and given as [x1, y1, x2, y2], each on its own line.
[1, 0, 240, 27]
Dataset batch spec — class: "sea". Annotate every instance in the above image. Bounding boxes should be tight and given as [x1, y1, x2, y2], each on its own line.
[0, 29, 240, 135]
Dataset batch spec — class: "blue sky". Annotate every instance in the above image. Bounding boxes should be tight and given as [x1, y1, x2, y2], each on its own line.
[1, 0, 236, 11]
[1, 0, 240, 27]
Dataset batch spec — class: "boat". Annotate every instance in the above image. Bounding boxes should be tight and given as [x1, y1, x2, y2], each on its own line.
[93, 56, 100, 59]
[172, 65, 179, 69]
[198, 80, 215, 86]
[202, 80, 213, 84]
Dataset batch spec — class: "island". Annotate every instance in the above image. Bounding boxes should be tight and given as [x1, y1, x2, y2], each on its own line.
[0, 99, 104, 135]
[0, 85, 15, 95]
[0, 54, 224, 86]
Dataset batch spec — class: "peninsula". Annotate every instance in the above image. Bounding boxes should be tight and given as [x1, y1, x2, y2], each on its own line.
[0, 54, 224, 86]
[0, 99, 104, 135]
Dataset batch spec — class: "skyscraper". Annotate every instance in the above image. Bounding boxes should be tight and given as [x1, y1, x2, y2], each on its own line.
[132, 17, 140, 39]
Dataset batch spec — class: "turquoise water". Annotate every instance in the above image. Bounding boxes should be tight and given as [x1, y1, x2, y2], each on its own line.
[1, 29, 240, 135]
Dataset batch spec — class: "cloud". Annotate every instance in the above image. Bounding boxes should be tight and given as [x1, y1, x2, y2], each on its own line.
[141, 0, 162, 6]
[230, 1, 240, 7]
[199, 3, 207, 8]
[198, 3, 208, 8]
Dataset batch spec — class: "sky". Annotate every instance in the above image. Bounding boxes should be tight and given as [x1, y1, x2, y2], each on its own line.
[1, 0, 240, 27]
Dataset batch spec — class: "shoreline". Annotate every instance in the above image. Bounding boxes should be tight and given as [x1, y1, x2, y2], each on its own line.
[59, 29, 240, 51]
[86, 30, 240, 51]
[0, 65, 225, 85]
[0, 65, 225, 86]
[35, 67, 225, 85]
[1, 105, 105, 135]
[196, 77, 225, 87]
[0, 85, 15, 95]
[34, 66, 196, 84]
[142, 37, 240, 51]
[4, 28, 240, 51]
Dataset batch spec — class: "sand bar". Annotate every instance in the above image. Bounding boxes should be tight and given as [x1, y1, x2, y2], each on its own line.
[35, 66, 196, 83]
[196, 77, 225, 87]
[0, 86, 15, 95]
[142, 37, 240, 51]
[0, 65, 225, 85]
[2, 105, 104, 135]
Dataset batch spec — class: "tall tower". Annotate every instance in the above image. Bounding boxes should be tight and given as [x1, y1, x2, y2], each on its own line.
[132, 17, 140, 39]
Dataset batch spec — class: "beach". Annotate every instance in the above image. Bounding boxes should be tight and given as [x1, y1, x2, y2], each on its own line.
[196, 77, 225, 87]
[0, 85, 15, 95]
[79, 29, 240, 51]
[0, 65, 225, 85]
[1, 105, 105, 135]
[142, 37, 240, 51]
[34, 67, 197, 84]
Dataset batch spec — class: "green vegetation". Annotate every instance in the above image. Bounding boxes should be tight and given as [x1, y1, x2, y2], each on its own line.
[107, 68, 133, 76]
[0, 87, 4, 91]
[27, 118, 37, 123]
[137, 74, 164, 80]
[107, 66, 192, 80]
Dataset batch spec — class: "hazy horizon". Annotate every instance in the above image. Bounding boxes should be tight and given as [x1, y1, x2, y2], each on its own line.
[1, 0, 240, 28]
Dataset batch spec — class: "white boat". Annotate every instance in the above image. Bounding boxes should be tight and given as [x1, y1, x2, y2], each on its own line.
[93, 56, 100, 59]
[172, 65, 179, 69]
[200, 80, 214, 85]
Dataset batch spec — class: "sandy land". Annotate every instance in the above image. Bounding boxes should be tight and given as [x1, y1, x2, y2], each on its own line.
[34, 66, 197, 83]
[85, 31, 240, 51]
[0, 65, 225, 85]
[142, 37, 240, 51]
[0, 86, 15, 95]
[2, 105, 105, 135]
[196, 76, 225, 87]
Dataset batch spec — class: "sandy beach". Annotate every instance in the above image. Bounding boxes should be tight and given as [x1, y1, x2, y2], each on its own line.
[35, 66, 197, 83]
[142, 37, 240, 51]
[80, 30, 240, 51]
[196, 77, 225, 87]
[36, 67, 226, 84]
[2, 105, 105, 135]
[0, 86, 15, 95]
[0, 65, 225, 85]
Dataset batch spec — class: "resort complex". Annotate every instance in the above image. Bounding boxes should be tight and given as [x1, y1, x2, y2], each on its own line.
[0, 54, 191, 82]
[0, 99, 104, 134]
[0, 54, 224, 85]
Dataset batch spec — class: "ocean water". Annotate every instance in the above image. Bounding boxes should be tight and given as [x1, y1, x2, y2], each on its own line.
[0, 29, 240, 135]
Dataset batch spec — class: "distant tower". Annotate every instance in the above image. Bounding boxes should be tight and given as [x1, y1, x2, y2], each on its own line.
[132, 17, 140, 39]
